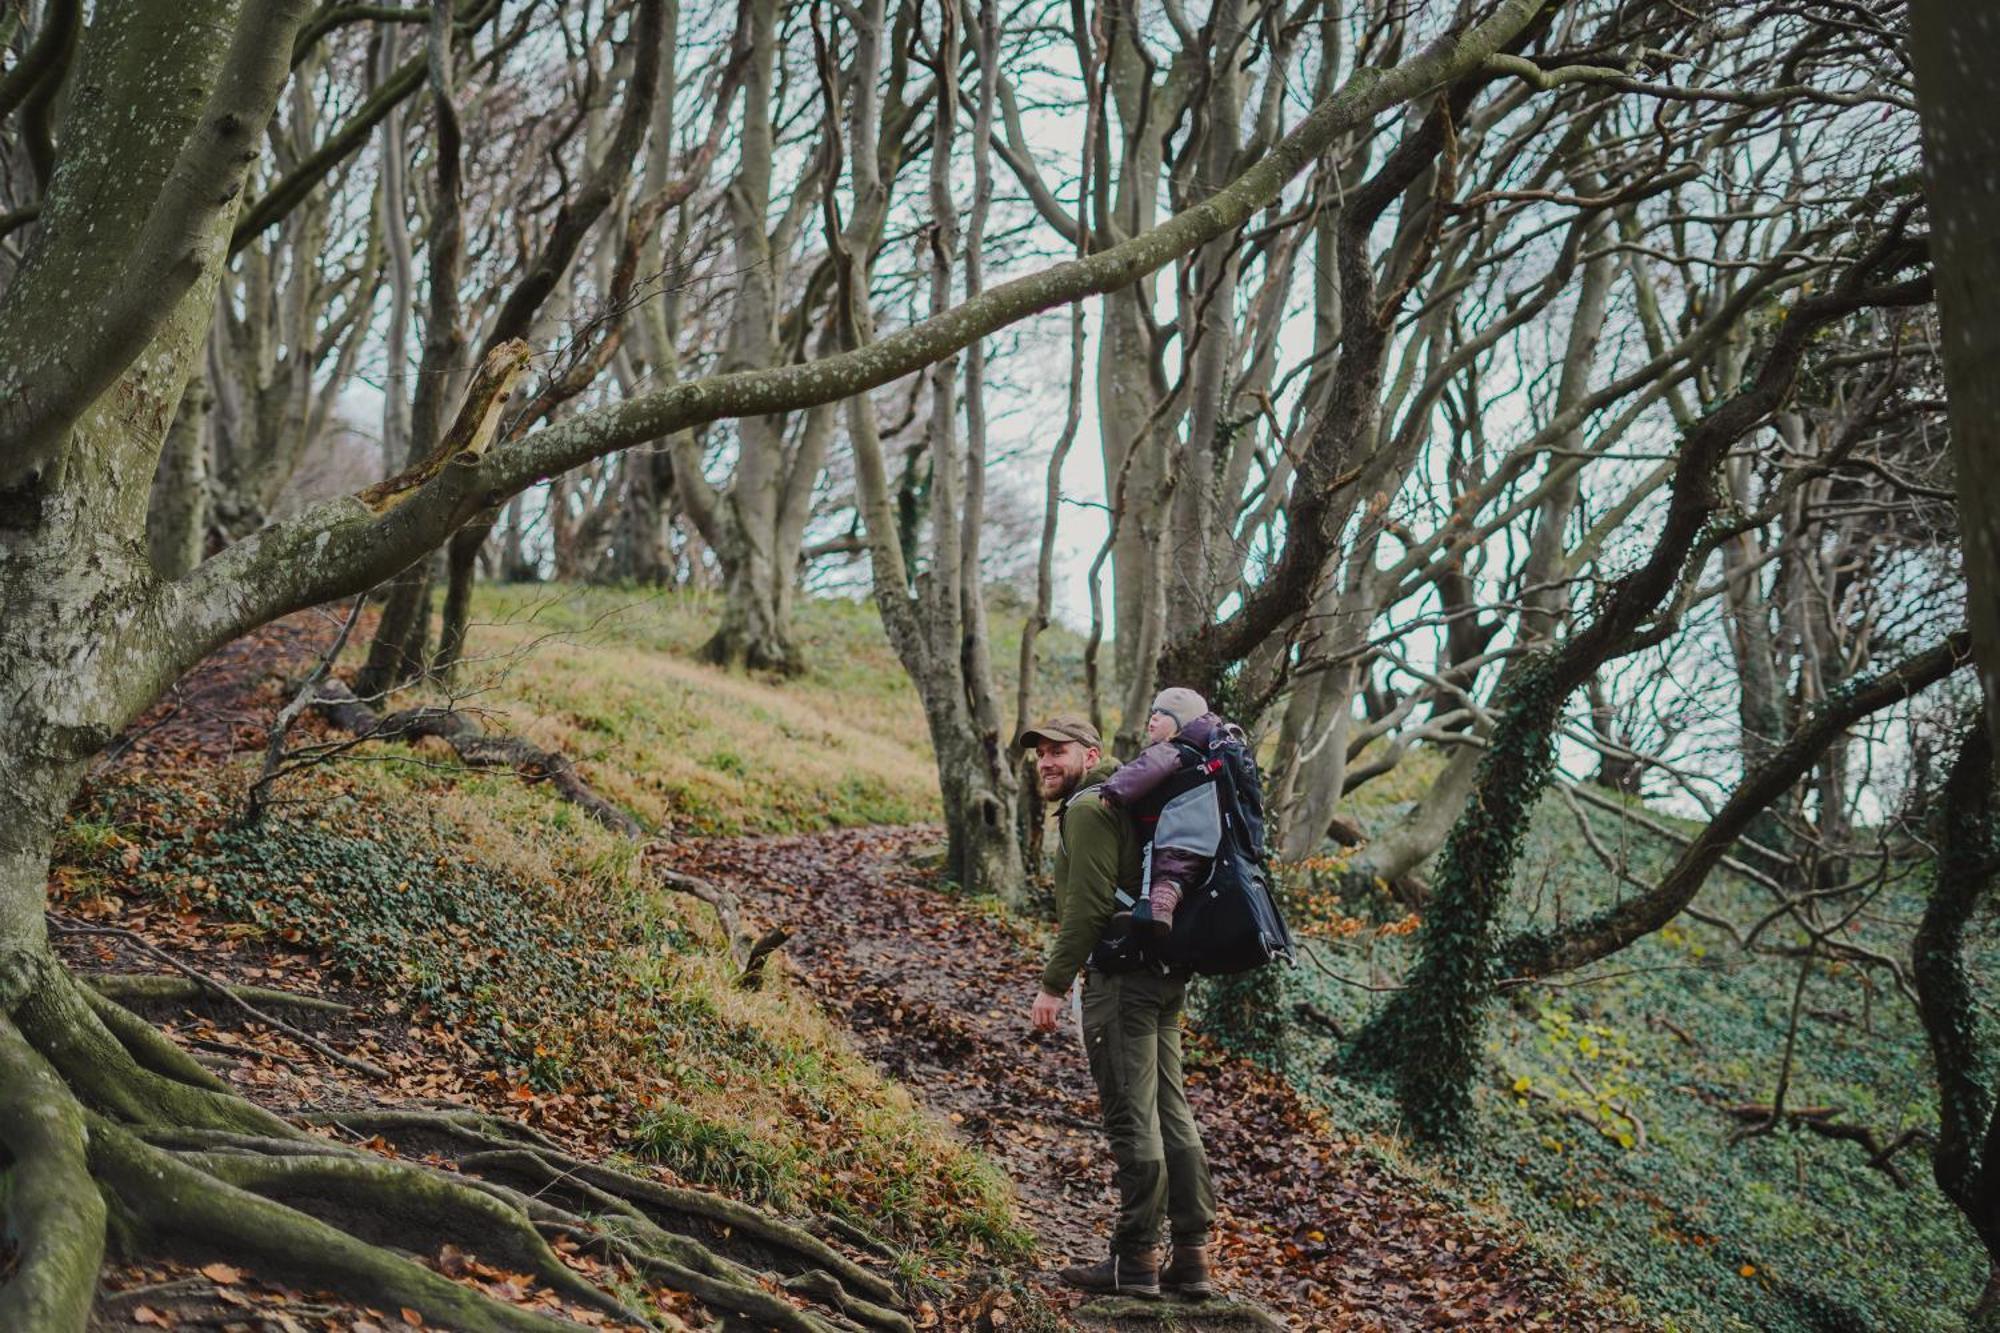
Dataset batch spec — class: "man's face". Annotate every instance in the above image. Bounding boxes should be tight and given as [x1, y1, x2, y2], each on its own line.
[1145, 709, 1177, 744]
[1034, 738, 1099, 801]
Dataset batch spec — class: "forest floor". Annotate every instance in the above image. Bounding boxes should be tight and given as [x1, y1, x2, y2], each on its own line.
[59, 605, 1641, 1332]
[653, 830, 1636, 1332]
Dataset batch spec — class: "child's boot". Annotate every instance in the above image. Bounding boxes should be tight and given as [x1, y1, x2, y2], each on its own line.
[1136, 882, 1179, 939]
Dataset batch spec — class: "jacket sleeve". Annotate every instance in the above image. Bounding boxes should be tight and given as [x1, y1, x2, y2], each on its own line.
[1099, 741, 1182, 807]
[1040, 797, 1125, 994]
[1151, 845, 1212, 888]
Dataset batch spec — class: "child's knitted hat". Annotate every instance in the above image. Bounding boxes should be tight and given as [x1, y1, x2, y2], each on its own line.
[1150, 687, 1208, 731]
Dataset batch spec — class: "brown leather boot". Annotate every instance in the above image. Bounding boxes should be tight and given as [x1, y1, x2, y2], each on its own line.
[1159, 1243, 1213, 1299]
[1057, 1250, 1161, 1298]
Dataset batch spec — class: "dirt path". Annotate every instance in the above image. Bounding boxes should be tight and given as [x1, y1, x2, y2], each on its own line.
[664, 828, 1635, 1331]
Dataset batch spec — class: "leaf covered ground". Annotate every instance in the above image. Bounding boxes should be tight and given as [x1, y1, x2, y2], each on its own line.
[653, 829, 1642, 1330]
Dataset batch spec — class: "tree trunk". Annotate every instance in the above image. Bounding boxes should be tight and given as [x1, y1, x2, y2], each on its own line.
[703, 526, 801, 672]
[1912, 0, 2000, 763]
[1275, 575, 1369, 862]
[694, 0, 815, 675]
[434, 510, 493, 681]
[1914, 719, 2000, 1329]
[354, 559, 431, 699]
[929, 701, 1026, 898]
[145, 374, 212, 579]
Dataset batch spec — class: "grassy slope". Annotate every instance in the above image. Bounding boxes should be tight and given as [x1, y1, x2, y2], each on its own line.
[441, 584, 944, 834]
[59, 583, 1081, 1299]
[1282, 760, 1987, 1332]
[410, 585, 1986, 1328]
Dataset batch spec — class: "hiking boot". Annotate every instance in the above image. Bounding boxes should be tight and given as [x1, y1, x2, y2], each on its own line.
[1159, 1243, 1213, 1299]
[1057, 1250, 1160, 1298]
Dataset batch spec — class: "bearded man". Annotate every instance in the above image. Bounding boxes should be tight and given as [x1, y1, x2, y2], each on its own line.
[1019, 713, 1217, 1300]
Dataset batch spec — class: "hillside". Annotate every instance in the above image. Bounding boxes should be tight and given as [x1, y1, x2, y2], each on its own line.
[59, 580, 1977, 1330]
[1290, 768, 1982, 1331]
[57, 581, 1616, 1330]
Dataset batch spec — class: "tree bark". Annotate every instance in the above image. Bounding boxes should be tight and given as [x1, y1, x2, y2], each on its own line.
[146, 374, 212, 579]
[1913, 717, 2000, 1327]
[1911, 0, 2000, 764]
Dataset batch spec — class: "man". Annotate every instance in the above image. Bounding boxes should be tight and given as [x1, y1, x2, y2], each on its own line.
[1020, 712, 1217, 1300]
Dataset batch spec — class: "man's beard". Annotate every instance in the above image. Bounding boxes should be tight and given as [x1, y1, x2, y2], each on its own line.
[1037, 770, 1074, 801]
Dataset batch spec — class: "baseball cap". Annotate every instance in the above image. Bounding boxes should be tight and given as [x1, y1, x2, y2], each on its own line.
[1015, 713, 1103, 750]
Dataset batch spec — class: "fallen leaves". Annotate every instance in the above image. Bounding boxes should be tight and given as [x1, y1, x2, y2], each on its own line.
[673, 825, 1640, 1330]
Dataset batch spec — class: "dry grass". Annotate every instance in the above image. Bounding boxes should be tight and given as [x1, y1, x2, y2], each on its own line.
[352, 584, 946, 835]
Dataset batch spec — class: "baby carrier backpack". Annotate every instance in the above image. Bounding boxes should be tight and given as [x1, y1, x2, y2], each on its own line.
[1091, 722, 1296, 976]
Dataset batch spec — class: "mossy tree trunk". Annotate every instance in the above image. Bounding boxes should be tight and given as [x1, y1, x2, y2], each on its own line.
[1914, 720, 2000, 1330]
[1911, 0, 2000, 765]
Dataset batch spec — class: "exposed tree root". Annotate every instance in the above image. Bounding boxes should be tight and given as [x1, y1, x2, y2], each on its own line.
[179, 1148, 650, 1325]
[55, 916, 387, 1078]
[90, 1118, 587, 1333]
[781, 1267, 916, 1333]
[314, 679, 644, 835]
[17, 962, 292, 1137]
[544, 1218, 849, 1333]
[0, 1018, 104, 1333]
[83, 971, 352, 1014]
[811, 1213, 900, 1262]
[448, 1141, 901, 1306]
[306, 1105, 568, 1154]
[0, 959, 910, 1333]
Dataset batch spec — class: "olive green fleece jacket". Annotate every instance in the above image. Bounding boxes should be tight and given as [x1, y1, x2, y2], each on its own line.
[1040, 759, 1142, 995]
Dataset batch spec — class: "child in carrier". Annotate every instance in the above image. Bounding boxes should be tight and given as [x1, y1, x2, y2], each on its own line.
[1102, 686, 1232, 939]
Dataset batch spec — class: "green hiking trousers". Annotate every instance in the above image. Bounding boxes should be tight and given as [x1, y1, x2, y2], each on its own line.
[1080, 967, 1217, 1259]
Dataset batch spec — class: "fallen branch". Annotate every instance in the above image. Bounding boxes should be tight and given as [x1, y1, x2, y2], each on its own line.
[739, 926, 791, 991]
[311, 679, 644, 836]
[243, 594, 366, 825]
[1721, 1103, 1919, 1187]
[643, 848, 745, 959]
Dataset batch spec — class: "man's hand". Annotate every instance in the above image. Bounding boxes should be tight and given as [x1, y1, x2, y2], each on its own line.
[1030, 987, 1066, 1033]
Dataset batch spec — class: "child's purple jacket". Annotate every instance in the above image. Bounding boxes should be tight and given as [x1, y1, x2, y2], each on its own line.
[1101, 712, 1225, 889]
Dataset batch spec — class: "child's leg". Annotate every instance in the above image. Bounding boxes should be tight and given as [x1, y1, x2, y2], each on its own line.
[1136, 879, 1180, 935]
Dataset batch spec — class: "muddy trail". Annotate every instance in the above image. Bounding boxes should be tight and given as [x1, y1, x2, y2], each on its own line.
[660, 829, 1636, 1331]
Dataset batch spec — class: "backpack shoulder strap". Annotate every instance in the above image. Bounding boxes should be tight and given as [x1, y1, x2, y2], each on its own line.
[1057, 779, 1107, 854]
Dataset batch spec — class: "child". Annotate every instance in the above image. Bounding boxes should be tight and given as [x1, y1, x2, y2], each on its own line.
[1101, 687, 1224, 939]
